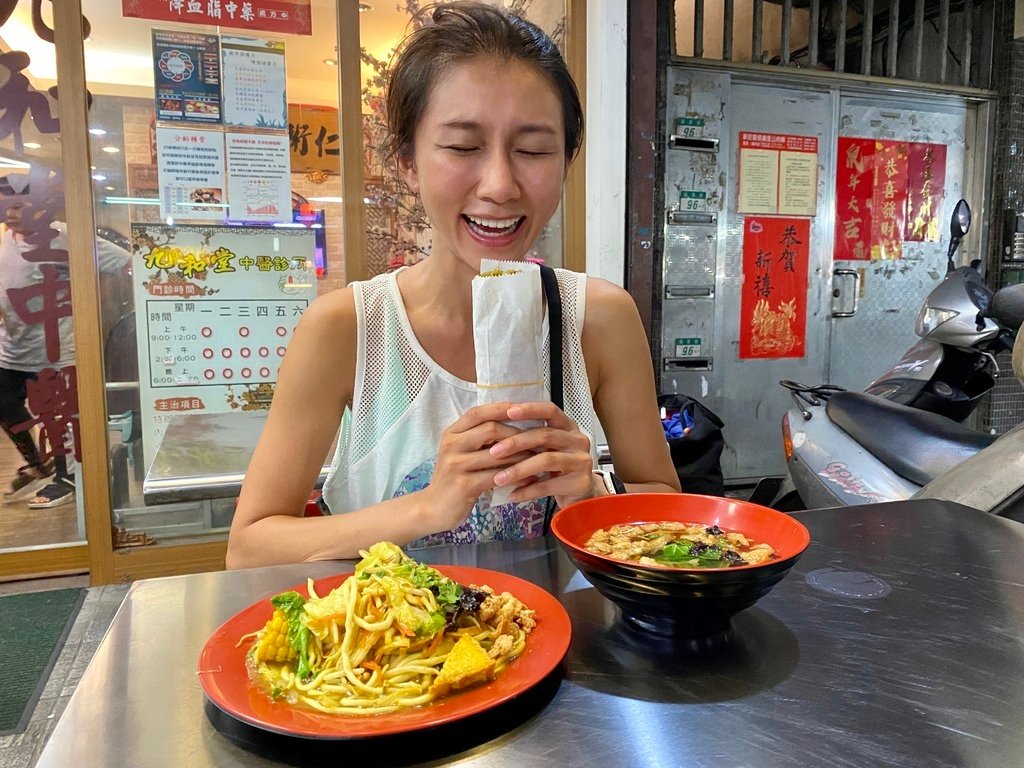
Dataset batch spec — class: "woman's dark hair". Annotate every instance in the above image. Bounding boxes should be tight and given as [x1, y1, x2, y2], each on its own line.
[384, 1, 583, 163]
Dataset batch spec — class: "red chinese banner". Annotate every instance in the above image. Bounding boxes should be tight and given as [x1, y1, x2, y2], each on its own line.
[905, 142, 947, 242]
[739, 217, 810, 359]
[871, 140, 908, 260]
[835, 137, 946, 260]
[122, 0, 312, 35]
[835, 138, 876, 261]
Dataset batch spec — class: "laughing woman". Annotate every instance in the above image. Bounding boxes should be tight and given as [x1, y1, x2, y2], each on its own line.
[226, 1, 679, 569]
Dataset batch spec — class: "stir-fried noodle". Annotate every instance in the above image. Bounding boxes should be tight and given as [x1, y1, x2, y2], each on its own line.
[242, 542, 536, 715]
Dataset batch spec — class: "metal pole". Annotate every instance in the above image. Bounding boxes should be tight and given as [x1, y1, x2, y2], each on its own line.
[782, 0, 792, 65]
[836, 0, 847, 72]
[723, 0, 734, 61]
[862, 0, 874, 75]
[939, 0, 950, 84]
[886, 0, 899, 78]
[913, 0, 924, 81]
[752, 0, 763, 64]
[694, 0, 704, 58]
[962, 0, 973, 87]
[809, 0, 820, 67]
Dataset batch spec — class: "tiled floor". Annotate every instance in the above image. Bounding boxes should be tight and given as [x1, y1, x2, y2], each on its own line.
[0, 578, 129, 768]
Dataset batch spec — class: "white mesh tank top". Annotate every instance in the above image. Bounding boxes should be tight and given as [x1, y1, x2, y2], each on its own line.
[320, 267, 599, 548]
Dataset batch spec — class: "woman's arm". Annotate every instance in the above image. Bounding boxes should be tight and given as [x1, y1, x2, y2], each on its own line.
[582, 278, 680, 494]
[226, 289, 536, 568]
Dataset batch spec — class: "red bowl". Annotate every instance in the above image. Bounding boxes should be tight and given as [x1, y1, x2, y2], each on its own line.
[550, 493, 810, 637]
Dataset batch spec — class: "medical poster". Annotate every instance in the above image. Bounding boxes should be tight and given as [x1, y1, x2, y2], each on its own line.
[130, 224, 316, 466]
[151, 29, 222, 123]
[155, 127, 226, 221]
[739, 217, 810, 359]
[226, 132, 291, 222]
[221, 35, 288, 129]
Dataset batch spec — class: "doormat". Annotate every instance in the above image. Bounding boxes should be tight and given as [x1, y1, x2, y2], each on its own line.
[0, 587, 86, 736]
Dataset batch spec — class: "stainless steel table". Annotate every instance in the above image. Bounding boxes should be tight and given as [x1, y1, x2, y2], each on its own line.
[141, 411, 332, 505]
[36, 500, 1024, 767]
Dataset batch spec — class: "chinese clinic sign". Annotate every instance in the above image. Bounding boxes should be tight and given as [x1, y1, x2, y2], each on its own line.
[130, 224, 316, 466]
[739, 217, 810, 359]
[122, 0, 312, 36]
[835, 137, 947, 261]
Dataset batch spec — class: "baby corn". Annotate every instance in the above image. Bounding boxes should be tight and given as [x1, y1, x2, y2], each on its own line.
[255, 610, 298, 663]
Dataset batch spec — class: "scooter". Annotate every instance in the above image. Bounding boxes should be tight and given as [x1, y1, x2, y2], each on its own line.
[779, 332, 1024, 519]
[771, 201, 1024, 510]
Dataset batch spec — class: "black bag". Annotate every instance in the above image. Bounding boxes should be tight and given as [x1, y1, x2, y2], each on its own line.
[658, 394, 726, 497]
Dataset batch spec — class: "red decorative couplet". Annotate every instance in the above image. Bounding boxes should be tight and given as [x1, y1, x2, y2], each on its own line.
[835, 138, 876, 261]
[739, 217, 810, 359]
[870, 140, 908, 260]
[905, 143, 947, 242]
[121, 0, 312, 36]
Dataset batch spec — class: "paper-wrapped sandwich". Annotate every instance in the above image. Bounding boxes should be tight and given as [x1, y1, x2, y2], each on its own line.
[472, 259, 548, 504]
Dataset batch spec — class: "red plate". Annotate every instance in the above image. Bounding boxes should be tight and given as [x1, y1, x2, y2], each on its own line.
[198, 565, 571, 739]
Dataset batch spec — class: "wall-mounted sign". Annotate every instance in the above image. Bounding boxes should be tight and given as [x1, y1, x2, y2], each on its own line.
[122, 0, 312, 36]
[130, 224, 317, 466]
[737, 132, 819, 217]
[152, 29, 221, 124]
[155, 126, 226, 221]
[221, 36, 288, 129]
[287, 104, 340, 174]
[739, 217, 810, 359]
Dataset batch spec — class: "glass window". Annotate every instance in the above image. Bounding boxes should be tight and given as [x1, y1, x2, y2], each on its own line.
[0, 6, 89, 550]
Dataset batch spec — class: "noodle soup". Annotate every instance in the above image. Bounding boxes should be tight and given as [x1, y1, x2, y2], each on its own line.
[583, 521, 776, 568]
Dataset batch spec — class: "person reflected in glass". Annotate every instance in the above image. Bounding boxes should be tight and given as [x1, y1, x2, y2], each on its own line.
[227, 2, 679, 568]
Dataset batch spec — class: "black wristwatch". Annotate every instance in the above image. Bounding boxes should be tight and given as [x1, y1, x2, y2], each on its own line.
[594, 469, 626, 495]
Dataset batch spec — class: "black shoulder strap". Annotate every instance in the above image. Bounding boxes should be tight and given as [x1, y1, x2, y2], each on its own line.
[539, 265, 563, 410]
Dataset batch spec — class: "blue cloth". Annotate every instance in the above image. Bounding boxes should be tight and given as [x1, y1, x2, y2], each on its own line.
[661, 409, 693, 439]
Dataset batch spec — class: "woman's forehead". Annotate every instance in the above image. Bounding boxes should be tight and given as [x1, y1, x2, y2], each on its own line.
[421, 57, 563, 127]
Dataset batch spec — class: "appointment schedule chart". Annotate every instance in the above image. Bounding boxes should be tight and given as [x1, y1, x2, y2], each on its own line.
[131, 224, 317, 468]
[144, 299, 308, 387]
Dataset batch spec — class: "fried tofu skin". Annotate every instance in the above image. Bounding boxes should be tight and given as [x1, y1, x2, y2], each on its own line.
[429, 633, 497, 697]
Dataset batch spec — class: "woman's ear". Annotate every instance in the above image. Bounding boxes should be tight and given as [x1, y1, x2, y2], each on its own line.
[397, 151, 420, 194]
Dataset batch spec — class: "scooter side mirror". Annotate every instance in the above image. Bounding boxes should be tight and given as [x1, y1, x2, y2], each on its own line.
[946, 199, 971, 273]
[984, 283, 1024, 329]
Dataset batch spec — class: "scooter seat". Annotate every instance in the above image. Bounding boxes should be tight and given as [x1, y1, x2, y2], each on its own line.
[825, 391, 998, 487]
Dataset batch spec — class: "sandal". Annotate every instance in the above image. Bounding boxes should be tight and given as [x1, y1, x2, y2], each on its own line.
[28, 475, 75, 509]
[5, 460, 55, 499]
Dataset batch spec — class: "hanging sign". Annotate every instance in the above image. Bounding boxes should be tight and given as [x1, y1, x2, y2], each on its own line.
[737, 132, 819, 217]
[122, 0, 312, 36]
[739, 217, 810, 359]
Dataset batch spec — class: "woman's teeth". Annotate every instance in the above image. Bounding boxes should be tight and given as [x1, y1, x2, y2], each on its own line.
[464, 215, 523, 236]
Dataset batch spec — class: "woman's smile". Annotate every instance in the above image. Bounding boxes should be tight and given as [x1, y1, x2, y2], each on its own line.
[462, 214, 527, 246]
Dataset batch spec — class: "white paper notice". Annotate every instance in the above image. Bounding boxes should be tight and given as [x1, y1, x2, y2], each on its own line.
[221, 36, 287, 129]
[155, 126, 226, 221]
[226, 132, 292, 222]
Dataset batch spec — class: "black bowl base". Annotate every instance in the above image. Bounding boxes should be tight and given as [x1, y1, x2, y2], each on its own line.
[619, 608, 734, 640]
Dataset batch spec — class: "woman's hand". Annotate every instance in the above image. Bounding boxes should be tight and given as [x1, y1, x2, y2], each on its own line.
[420, 402, 538, 532]
[487, 401, 598, 509]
